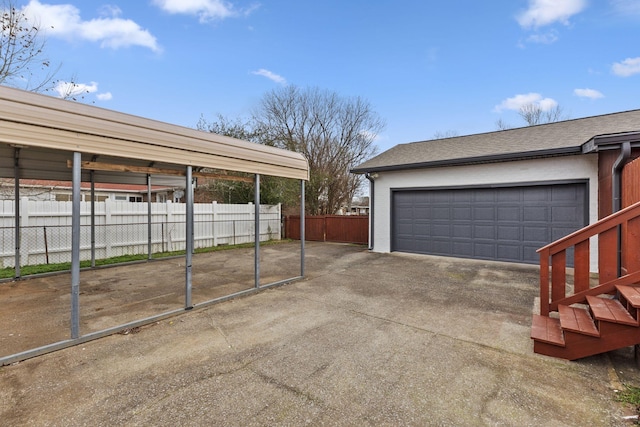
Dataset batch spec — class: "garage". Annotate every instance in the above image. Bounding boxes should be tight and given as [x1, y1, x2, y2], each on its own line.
[391, 182, 587, 264]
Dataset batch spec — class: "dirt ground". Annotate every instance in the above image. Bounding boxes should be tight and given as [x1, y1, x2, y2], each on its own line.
[0, 242, 303, 357]
[2, 242, 640, 426]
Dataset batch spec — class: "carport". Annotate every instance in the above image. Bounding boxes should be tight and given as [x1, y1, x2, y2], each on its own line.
[0, 86, 309, 364]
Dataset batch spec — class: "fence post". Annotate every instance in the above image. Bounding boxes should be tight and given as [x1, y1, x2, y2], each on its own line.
[212, 201, 218, 247]
[19, 197, 29, 267]
[277, 203, 282, 240]
[165, 201, 173, 252]
[90, 173, 96, 268]
[105, 198, 113, 258]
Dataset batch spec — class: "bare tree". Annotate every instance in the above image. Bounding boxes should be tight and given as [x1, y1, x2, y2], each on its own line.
[518, 103, 567, 126]
[253, 86, 384, 215]
[0, 0, 57, 91]
[195, 115, 301, 207]
[196, 114, 261, 142]
[495, 118, 514, 131]
[496, 104, 569, 130]
[432, 130, 459, 139]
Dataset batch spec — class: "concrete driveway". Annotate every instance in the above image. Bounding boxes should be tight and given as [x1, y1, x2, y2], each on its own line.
[1, 242, 638, 426]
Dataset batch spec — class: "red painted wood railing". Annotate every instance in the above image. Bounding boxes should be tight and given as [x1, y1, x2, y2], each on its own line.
[537, 201, 640, 316]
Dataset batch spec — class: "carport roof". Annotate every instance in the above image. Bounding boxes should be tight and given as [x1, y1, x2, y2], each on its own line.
[0, 86, 309, 182]
[352, 109, 640, 173]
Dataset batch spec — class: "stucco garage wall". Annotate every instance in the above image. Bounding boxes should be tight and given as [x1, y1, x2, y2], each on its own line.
[371, 154, 599, 270]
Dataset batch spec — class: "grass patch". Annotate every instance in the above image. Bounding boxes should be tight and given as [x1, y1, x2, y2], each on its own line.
[0, 239, 293, 279]
[616, 385, 640, 424]
[617, 385, 640, 406]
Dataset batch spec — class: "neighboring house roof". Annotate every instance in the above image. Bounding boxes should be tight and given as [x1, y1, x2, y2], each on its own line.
[352, 109, 640, 173]
[7, 179, 173, 193]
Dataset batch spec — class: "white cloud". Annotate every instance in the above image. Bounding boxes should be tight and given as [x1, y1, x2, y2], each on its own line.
[97, 92, 113, 101]
[22, 1, 161, 52]
[517, 0, 587, 28]
[152, 0, 256, 23]
[98, 4, 123, 18]
[574, 88, 604, 99]
[612, 57, 640, 77]
[610, 0, 640, 16]
[493, 93, 558, 112]
[53, 81, 112, 101]
[525, 30, 559, 44]
[53, 80, 98, 98]
[251, 69, 287, 85]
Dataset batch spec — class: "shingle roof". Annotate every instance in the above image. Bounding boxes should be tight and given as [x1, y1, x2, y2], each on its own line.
[352, 109, 640, 173]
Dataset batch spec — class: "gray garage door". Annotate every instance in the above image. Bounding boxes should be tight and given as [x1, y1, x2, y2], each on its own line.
[391, 183, 587, 264]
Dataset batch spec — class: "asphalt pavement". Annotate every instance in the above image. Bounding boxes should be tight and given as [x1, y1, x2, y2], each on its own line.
[1, 242, 639, 426]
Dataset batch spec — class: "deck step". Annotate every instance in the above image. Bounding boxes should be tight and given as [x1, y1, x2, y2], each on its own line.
[531, 314, 565, 347]
[559, 305, 599, 337]
[617, 285, 640, 308]
[586, 295, 638, 326]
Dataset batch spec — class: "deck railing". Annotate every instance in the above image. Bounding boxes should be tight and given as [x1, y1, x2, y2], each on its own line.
[537, 201, 640, 316]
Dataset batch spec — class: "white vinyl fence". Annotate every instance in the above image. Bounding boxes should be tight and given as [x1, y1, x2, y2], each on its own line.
[0, 199, 281, 268]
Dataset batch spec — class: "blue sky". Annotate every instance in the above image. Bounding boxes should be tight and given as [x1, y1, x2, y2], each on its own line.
[13, 0, 640, 153]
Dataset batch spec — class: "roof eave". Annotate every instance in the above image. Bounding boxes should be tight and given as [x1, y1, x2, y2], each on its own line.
[351, 147, 583, 174]
[582, 131, 640, 153]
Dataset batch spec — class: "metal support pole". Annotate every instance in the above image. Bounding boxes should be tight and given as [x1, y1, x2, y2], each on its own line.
[185, 166, 193, 309]
[147, 174, 152, 260]
[300, 180, 305, 277]
[71, 152, 81, 339]
[90, 170, 96, 268]
[13, 148, 20, 279]
[254, 174, 260, 288]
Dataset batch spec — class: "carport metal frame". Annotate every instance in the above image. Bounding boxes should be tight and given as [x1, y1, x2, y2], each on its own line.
[0, 86, 309, 365]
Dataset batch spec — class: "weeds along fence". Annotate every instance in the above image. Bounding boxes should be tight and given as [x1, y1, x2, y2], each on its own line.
[0, 199, 281, 268]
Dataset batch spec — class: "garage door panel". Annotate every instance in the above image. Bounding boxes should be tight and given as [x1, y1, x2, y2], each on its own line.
[474, 192, 496, 202]
[552, 227, 579, 241]
[474, 242, 496, 258]
[414, 207, 429, 217]
[552, 206, 581, 222]
[474, 224, 496, 239]
[396, 222, 414, 234]
[453, 207, 472, 220]
[523, 226, 549, 242]
[453, 224, 472, 238]
[432, 223, 451, 238]
[524, 188, 550, 201]
[413, 226, 430, 238]
[498, 225, 520, 240]
[453, 241, 473, 256]
[392, 183, 586, 265]
[432, 192, 450, 203]
[454, 191, 472, 202]
[432, 240, 451, 254]
[396, 208, 414, 220]
[432, 207, 449, 219]
[498, 244, 521, 261]
[523, 206, 549, 221]
[523, 245, 540, 263]
[474, 206, 496, 220]
[552, 186, 579, 201]
[498, 189, 521, 202]
[498, 206, 521, 221]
